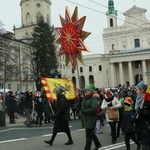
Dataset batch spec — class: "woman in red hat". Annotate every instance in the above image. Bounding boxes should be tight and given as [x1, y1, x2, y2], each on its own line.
[101, 89, 121, 144]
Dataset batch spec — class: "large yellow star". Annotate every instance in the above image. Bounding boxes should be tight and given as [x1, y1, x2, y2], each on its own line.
[55, 6, 91, 70]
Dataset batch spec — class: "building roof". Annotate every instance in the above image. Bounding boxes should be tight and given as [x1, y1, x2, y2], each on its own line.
[124, 5, 146, 15]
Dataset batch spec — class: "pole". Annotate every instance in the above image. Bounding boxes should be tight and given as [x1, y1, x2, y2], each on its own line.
[19, 44, 22, 92]
[3, 56, 6, 108]
[138, 64, 141, 82]
[48, 101, 55, 115]
[76, 61, 85, 128]
[107, 69, 109, 87]
[76, 61, 81, 89]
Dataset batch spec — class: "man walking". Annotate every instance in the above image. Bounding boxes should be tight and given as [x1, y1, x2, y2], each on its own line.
[44, 87, 73, 146]
[82, 84, 102, 150]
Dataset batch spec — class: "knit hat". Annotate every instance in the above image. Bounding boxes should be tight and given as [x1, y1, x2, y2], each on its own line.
[86, 84, 96, 91]
[137, 81, 147, 91]
[124, 97, 132, 106]
[105, 89, 113, 97]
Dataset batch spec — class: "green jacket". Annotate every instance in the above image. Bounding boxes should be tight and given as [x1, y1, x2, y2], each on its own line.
[83, 95, 98, 129]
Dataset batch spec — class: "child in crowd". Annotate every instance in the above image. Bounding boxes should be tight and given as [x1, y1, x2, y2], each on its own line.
[122, 97, 141, 150]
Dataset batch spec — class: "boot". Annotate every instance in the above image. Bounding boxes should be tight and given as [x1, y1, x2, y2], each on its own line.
[137, 143, 141, 150]
[44, 140, 53, 146]
[111, 138, 115, 144]
[93, 143, 102, 150]
[65, 140, 73, 145]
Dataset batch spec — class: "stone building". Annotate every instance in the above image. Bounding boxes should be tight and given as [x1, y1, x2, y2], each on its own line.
[0, 0, 52, 92]
[0, 34, 35, 92]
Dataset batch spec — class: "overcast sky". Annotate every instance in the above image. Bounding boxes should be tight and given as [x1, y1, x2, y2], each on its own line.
[0, 0, 150, 54]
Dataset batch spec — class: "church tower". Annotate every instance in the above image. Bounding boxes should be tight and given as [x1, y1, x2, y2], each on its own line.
[14, 0, 51, 40]
[106, 0, 117, 27]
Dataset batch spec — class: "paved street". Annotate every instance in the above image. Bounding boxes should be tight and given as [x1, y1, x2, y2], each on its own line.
[0, 115, 138, 150]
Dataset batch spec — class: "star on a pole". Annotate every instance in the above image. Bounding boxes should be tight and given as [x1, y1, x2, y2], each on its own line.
[55, 6, 91, 70]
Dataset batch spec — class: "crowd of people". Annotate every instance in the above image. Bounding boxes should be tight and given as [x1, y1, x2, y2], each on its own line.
[0, 80, 150, 150]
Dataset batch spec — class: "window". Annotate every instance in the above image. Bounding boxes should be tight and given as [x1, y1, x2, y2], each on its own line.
[25, 84, 28, 91]
[99, 65, 102, 71]
[112, 44, 114, 50]
[80, 67, 83, 73]
[89, 66, 92, 72]
[8, 84, 11, 90]
[134, 39, 140, 47]
[36, 12, 42, 23]
[110, 18, 113, 27]
[135, 61, 141, 69]
[17, 84, 20, 91]
[72, 69, 74, 73]
[26, 13, 31, 25]
[46, 14, 49, 24]
[37, 3, 41, 7]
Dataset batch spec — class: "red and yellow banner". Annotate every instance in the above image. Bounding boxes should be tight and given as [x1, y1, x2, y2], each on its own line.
[144, 84, 150, 101]
[41, 77, 76, 101]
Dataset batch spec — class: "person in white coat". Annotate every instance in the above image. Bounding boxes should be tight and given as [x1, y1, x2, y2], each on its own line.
[101, 89, 121, 144]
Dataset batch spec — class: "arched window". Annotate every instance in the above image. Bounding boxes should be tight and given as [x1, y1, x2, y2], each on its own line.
[110, 18, 113, 27]
[80, 67, 83, 73]
[89, 66, 92, 72]
[89, 75, 94, 85]
[99, 65, 102, 71]
[112, 44, 114, 50]
[72, 76, 76, 88]
[36, 12, 42, 23]
[134, 39, 140, 47]
[46, 14, 49, 24]
[72, 69, 74, 73]
[26, 13, 31, 25]
[80, 76, 85, 89]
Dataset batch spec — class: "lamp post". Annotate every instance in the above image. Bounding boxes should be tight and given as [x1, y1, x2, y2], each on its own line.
[0, 52, 6, 127]
[138, 64, 141, 82]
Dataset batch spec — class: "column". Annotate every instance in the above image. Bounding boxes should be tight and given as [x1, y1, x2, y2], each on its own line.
[119, 62, 124, 85]
[142, 60, 147, 83]
[128, 61, 134, 85]
[110, 63, 115, 87]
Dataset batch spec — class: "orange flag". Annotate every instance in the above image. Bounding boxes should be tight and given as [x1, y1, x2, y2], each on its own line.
[41, 77, 76, 101]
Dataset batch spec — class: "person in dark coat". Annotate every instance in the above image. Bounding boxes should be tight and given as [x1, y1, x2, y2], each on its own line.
[137, 84, 150, 150]
[24, 91, 33, 127]
[117, 89, 128, 137]
[6, 91, 16, 123]
[35, 96, 44, 126]
[82, 84, 102, 150]
[121, 97, 141, 150]
[41, 92, 52, 123]
[44, 86, 73, 146]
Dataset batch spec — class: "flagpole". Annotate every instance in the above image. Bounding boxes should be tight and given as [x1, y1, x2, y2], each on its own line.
[76, 60, 85, 128]
[49, 101, 55, 116]
[76, 60, 81, 89]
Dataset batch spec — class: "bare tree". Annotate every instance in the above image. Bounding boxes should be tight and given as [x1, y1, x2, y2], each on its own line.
[0, 20, 6, 35]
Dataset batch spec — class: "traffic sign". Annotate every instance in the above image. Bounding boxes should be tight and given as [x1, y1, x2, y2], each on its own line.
[145, 72, 150, 76]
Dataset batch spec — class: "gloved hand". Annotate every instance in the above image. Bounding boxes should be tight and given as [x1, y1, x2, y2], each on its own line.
[107, 102, 112, 107]
[138, 109, 147, 116]
[52, 114, 56, 119]
[81, 109, 85, 114]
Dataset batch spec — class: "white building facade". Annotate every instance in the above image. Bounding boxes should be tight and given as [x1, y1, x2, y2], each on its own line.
[63, 1, 150, 89]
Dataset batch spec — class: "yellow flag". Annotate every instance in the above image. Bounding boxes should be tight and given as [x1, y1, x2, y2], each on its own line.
[41, 77, 76, 101]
